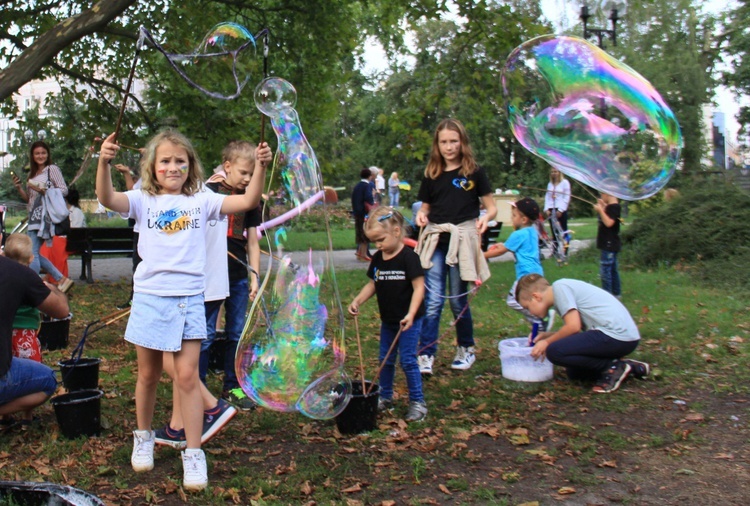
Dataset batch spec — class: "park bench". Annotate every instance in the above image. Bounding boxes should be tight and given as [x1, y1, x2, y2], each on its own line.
[482, 223, 503, 252]
[66, 227, 134, 283]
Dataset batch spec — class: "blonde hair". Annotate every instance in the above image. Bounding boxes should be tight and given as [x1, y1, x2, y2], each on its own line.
[549, 168, 565, 185]
[139, 130, 204, 196]
[515, 273, 550, 303]
[5, 233, 33, 265]
[424, 118, 477, 180]
[222, 140, 256, 164]
[364, 206, 408, 239]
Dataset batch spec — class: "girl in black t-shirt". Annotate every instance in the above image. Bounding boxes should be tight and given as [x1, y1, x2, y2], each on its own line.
[414, 119, 497, 374]
[348, 207, 427, 422]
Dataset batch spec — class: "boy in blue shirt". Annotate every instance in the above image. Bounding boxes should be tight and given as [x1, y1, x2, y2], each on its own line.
[484, 197, 545, 329]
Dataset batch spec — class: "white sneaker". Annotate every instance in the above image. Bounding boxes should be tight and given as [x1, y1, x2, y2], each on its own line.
[182, 448, 208, 491]
[131, 430, 155, 472]
[451, 346, 476, 370]
[418, 355, 434, 375]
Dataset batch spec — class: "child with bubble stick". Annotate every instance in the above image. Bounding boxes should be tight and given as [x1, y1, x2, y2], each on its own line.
[414, 118, 496, 375]
[516, 274, 649, 394]
[484, 197, 545, 332]
[96, 130, 271, 491]
[348, 207, 427, 422]
[594, 192, 622, 297]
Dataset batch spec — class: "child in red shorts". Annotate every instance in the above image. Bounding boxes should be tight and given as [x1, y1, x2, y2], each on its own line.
[5, 234, 43, 362]
[2, 234, 44, 429]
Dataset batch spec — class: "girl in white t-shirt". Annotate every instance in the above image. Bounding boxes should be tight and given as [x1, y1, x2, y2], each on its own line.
[96, 130, 271, 491]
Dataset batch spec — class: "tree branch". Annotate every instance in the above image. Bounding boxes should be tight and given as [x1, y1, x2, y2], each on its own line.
[0, 0, 136, 102]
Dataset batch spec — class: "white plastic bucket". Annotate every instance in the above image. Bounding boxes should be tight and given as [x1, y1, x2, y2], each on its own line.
[498, 338, 554, 382]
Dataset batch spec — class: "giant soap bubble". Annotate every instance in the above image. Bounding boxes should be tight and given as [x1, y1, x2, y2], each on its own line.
[140, 22, 258, 100]
[503, 35, 682, 200]
[236, 77, 351, 420]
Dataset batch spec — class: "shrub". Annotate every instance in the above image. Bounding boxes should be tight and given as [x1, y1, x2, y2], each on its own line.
[622, 181, 750, 292]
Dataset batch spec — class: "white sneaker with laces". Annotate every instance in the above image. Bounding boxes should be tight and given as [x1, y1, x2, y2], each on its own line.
[451, 346, 476, 370]
[182, 448, 208, 491]
[131, 430, 155, 472]
[418, 355, 434, 375]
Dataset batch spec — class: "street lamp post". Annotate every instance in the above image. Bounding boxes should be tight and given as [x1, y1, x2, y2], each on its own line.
[580, 5, 619, 49]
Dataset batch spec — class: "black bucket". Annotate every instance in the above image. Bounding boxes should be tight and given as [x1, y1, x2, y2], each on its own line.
[51, 389, 103, 439]
[335, 381, 380, 435]
[58, 357, 101, 391]
[38, 313, 72, 351]
[0, 480, 105, 505]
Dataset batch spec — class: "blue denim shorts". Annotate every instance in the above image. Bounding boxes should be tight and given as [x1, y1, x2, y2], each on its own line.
[0, 357, 57, 406]
[125, 292, 206, 352]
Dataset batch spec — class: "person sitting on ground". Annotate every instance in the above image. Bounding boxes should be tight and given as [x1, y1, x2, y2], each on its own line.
[0, 231, 69, 425]
[2, 234, 47, 429]
[515, 274, 649, 394]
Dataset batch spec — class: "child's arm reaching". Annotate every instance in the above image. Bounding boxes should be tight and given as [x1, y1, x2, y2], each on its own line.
[221, 143, 273, 215]
[484, 242, 509, 259]
[96, 133, 130, 213]
[530, 309, 582, 360]
[400, 276, 425, 331]
[594, 199, 616, 228]
[348, 281, 376, 316]
[476, 194, 497, 234]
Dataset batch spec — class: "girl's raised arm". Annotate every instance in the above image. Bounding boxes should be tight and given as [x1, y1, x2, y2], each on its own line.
[96, 133, 130, 214]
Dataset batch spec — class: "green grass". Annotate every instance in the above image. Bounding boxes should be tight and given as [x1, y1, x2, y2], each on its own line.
[2, 224, 749, 504]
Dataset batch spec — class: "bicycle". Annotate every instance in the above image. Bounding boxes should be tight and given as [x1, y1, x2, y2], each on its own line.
[535, 213, 571, 265]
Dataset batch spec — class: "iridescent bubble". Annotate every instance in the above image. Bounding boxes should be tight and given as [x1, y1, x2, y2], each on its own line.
[297, 369, 352, 419]
[154, 22, 257, 100]
[254, 78, 321, 207]
[236, 77, 350, 420]
[502, 35, 682, 200]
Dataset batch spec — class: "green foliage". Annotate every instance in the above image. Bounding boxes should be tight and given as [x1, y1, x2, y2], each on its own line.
[613, 0, 717, 173]
[622, 180, 750, 291]
[722, 0, 750, 136]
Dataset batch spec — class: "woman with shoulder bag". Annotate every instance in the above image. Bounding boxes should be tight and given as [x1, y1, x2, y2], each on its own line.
[11, 141, 73, 293]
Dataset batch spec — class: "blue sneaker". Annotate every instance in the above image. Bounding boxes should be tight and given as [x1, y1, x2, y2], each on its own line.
[154, 424, 186, 449]
[202, 398, 237, 444]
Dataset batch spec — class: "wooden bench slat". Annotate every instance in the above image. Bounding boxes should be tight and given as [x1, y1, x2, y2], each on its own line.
[65, 227, 135, 283]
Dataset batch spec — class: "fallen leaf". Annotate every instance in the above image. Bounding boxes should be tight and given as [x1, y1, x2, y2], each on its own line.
[438, 484, 452, 495]
[713, 453, 734, 460]
[674, 468, 696, 475]
[558, 486, 576, 495]
[342, 483, 362, 493]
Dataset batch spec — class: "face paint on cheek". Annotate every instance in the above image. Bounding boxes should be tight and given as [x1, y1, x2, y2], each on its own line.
[179, 165, 189, 173]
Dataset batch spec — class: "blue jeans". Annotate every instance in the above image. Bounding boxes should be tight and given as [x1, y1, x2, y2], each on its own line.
[546, 329, 638, 380]
[599, 250, 621, 296]
[419, 243, 474, 357]
[28, 230, 63, 281]
[199, 278, 248, 392]
[379, 319, 424, 403]
[388, 189, 399, 207]
[0, 357, 57, 406]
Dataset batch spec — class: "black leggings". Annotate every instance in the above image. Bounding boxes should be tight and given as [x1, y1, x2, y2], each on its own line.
[546, 329, 638, 380]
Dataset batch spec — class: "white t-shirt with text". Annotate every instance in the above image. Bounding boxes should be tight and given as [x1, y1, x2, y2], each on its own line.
[124, 190, 225, 296]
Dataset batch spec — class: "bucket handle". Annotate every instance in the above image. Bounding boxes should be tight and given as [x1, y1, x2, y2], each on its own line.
[69, 307, 131, 363]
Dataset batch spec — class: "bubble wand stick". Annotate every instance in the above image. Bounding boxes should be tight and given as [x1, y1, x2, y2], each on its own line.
[517, 185, 596, 206]
[113, 31, 146, 143]
[352, 315, 367, 394]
